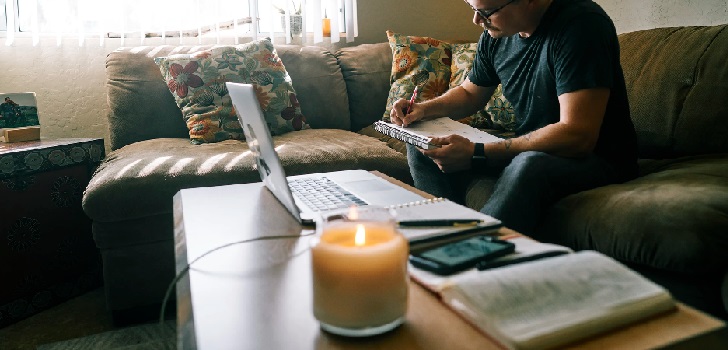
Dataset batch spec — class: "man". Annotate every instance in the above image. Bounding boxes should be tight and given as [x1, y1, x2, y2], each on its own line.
[389, 0, 638, 236]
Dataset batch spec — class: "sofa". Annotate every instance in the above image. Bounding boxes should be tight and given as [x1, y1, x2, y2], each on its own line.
[83, 24, 728, 324]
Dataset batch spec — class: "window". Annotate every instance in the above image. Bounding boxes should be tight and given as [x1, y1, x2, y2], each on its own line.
[1, 0, 7, 31]
[2, 0, 357, 46]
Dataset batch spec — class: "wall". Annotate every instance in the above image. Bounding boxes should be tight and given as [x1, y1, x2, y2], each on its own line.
[0, 0, 726, 151]
[594, 0, 728, 34]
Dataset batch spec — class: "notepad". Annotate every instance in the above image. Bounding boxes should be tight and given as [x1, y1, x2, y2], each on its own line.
[374, 117, 503, 149]
[389, 198, 501, 244]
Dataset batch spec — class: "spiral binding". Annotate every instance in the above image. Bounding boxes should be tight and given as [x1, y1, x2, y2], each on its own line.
[374, 121, 433, 149]
[387, 197, 446, 209]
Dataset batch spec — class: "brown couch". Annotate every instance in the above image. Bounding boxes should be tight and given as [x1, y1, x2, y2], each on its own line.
[83, 24, 728, 323]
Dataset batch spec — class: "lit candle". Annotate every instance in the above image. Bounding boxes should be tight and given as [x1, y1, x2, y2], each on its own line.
[311, 207, 409, 336]
[322, 9, 331, 37]
[322, 17, 331, 37]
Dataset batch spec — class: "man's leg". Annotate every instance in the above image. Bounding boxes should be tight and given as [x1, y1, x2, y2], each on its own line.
[481, 151, 617, 236]
[406, 144, 469, 204]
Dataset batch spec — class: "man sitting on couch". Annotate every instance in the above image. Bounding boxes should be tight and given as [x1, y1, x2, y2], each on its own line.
[389, 0, 639, 236]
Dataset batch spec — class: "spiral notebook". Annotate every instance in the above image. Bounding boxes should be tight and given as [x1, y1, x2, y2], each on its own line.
[391, 198, 501, 244]
[374, 117, 503, 149]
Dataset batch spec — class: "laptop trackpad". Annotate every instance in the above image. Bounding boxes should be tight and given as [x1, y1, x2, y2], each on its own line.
[344, 179, 424, 204]
[345, 179, 393, 192]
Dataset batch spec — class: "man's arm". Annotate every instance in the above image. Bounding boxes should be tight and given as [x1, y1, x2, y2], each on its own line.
[390, 78, 496, 127]
[422, 87, 609, 173]
[485, 87, 609, 159]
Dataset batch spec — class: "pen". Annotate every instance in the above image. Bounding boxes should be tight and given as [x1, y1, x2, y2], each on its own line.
[398, 219, 483, 227]
[405, 86, 419, 115]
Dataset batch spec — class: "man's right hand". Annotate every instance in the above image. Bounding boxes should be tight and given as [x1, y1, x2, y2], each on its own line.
[390, 98, 424, 127]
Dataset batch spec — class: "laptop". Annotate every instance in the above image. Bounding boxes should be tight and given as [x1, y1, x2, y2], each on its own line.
[226, 82, 427, 225]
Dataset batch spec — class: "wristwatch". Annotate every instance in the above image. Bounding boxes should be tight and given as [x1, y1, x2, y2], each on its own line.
[472, 142, 488, 168]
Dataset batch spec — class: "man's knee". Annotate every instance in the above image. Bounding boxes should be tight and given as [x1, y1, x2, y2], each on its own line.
[406, 144, 432, 167]
[505, 151, 554, 176]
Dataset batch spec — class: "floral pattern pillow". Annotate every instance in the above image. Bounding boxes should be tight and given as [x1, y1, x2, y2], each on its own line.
[382, 31, 453, 122]
[155, 38, 308, 144]
[450, 43, 516, 131]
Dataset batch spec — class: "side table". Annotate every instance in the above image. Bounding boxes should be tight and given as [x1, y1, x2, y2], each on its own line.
[0, 138, 105, 328]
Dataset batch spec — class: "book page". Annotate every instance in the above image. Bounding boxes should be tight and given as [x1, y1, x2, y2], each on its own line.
[441, 251, 675, 349]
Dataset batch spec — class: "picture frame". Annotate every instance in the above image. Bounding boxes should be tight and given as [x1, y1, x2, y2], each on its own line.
[0, 92, 40, 129]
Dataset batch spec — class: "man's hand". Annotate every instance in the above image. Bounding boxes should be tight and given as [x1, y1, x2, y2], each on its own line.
[420, 134, 475, 173]
[390, 98, 424, 127]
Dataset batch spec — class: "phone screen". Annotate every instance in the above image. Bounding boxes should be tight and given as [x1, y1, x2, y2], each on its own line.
[417, 236, 510, 266]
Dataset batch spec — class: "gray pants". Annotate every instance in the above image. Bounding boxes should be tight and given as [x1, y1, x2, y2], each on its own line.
[406, 144, 617, 236]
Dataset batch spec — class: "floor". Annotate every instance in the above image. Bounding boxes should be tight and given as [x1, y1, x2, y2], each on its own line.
[0, 287, 116, 350]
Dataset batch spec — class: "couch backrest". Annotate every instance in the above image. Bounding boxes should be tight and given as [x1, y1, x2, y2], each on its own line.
[105, 44, 350, 150]
[619, 24, 728, 158]
[336, 43, 393, 132]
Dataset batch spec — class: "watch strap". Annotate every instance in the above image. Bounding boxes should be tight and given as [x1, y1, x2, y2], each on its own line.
[472, 142, 486, 159]
[472, 142, 487, 168]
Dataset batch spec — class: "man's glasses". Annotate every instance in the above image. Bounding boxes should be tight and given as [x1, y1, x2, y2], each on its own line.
[466, 0, 518, 23]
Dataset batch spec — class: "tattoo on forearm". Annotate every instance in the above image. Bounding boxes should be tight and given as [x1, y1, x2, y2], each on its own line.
[523, 132, 533, 141]
[503, 139, 513, 150]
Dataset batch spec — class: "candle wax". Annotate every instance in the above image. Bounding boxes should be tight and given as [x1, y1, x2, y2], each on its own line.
[312, 221, 409, 329]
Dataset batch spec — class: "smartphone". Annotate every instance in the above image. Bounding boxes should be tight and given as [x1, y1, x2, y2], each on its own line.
[409, 235, 515, 275]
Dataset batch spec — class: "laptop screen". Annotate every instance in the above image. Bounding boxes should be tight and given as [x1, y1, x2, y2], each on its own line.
[226, 82, 304, 223]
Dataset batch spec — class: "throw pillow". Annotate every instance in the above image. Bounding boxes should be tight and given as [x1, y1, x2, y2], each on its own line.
[155, 38, 308, 144]
[450, 43, 516, 131]
[382, 33, 516, 133]
[382, 30, 453, 122]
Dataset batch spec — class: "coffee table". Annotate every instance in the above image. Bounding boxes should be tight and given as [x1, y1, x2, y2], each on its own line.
[173, 171, 724, 350]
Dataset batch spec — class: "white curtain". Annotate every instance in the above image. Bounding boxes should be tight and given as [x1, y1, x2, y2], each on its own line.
[4, 0, 358, 46]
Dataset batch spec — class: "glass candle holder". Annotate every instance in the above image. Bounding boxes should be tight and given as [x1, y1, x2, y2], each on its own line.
[310, 206, 409, 337]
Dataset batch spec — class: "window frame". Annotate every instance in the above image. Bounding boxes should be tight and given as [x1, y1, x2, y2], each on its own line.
[1, 0, 352, 41]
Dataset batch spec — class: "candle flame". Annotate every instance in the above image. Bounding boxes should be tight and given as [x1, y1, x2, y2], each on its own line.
[355, 224, 366, 246]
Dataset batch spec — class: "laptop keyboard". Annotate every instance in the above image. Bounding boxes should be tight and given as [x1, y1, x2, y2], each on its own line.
[289, 177, 367, 212]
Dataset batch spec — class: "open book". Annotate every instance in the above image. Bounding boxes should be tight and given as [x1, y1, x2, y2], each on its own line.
[389, 198, 501, 244]
[374, 117, 503, 149]
[410, 249, 676, 350]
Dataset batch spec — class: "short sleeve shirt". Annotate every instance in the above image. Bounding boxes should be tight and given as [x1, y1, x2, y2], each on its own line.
[469, 0, 638, 180]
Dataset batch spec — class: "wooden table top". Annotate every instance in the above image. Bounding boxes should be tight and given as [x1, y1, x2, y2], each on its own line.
[173, 171, 724, 350]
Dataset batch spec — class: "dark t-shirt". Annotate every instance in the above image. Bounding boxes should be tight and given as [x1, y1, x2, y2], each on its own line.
[468, 0, 638, 180]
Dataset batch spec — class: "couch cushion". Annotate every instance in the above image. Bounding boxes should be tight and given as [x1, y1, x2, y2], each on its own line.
[619, 24, 728, 158]
[106, 47, 190, 151]
[276, 45, 351, 130]
[537, 154, 728, 275]
[337, 43, 392, 132]
[82, 130, 412, 241]
[154, 39, 309, 144]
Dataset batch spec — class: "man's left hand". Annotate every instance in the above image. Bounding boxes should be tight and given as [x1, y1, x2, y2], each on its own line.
[420, 134, 474, 173]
